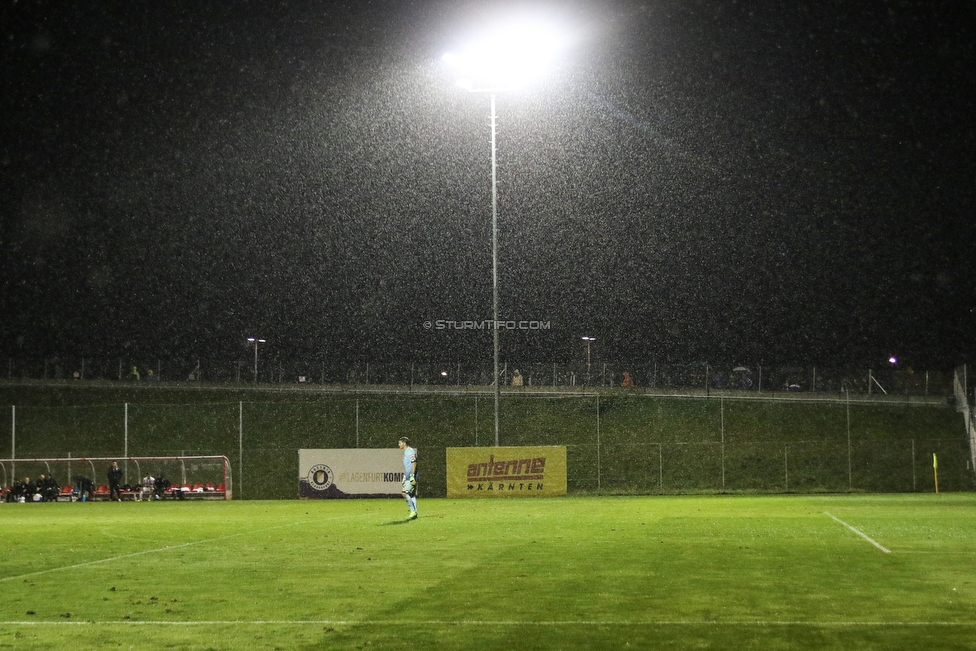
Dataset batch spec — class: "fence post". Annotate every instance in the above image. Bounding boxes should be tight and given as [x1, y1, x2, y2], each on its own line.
[238, 401, 244, 500]
[10, 405, 14, 482]
[658, 442, 663, 489]
[124, 403, 129, 475]
[720, 397, 725, 491]
[911, 438, 916, 492]
[784, 444, 789, 492]
[846, 389, 852, 491]
[596, 393, 601, 492]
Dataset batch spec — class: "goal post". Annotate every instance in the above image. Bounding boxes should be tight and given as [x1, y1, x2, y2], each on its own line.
[0, 455, 232, 501]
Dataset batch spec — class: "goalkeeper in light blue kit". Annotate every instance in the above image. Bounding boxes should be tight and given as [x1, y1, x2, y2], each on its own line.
[398, 436, 418, 520]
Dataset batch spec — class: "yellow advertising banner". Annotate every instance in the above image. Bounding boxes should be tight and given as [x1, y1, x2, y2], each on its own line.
[446, 446, 567, 498]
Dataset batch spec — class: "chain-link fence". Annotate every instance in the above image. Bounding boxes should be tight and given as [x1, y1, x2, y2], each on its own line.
[2, 394, 972, 498]
[3, 356, 953, 397]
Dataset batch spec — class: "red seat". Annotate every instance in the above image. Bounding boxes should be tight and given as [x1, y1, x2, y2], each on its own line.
[191, 483, 204, 492]
[216, 483, 226, 492]
[60, 485, 73, 494]
[95, 484, 109, 494]
[204, 483, 216, 491]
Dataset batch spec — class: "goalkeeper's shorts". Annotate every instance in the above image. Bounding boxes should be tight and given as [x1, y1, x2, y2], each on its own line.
[402, 479, 417, 496]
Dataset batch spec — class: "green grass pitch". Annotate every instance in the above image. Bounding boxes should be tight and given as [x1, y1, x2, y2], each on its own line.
[2, 495, 975, 650]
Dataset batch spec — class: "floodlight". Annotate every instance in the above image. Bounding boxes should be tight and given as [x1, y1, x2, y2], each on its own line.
[443, 16, 568, 92]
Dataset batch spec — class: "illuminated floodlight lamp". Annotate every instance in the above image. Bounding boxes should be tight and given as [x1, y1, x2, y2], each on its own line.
[442, 16, 568, 92]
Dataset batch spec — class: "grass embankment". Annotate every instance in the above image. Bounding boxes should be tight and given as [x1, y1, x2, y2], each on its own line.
[0, 383, 971, 497]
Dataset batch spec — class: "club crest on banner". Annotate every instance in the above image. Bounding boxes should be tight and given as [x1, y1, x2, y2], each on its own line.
[307, 464, 335, 491]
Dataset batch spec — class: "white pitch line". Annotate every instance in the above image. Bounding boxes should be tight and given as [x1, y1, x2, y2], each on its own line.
[824, 512, 891, 553]
[0, 513, 400, 588]
[1, 620, 975, 628]
[895, 551, 976, 555]
[0, 520, 307, 584]
[1, 510, 398, 584]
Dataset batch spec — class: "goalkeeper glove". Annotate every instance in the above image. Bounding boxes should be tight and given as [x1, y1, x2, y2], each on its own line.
[409, 476, 417, 489]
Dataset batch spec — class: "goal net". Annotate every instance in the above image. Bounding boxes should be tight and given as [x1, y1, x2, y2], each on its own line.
[0, 455, 232, 501]
[954, 365, 976, 475]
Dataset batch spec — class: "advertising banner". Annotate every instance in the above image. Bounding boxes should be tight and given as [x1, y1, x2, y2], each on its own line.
[299, 449, 405, 499]
[446, 446, 567, 498]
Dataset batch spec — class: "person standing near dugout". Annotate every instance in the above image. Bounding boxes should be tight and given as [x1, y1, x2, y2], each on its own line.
[108, 461, 124, 501]
[398, 437, 418, 520]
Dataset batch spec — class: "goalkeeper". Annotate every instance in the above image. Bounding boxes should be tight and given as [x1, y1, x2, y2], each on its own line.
[398, 437, 418, 520]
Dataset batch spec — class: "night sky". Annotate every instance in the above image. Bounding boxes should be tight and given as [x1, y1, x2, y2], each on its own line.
[2, 0, 975, 370]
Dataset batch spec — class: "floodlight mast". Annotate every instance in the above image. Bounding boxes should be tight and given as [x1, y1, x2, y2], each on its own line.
[247, 337, 266, 383]
[446, 20, 564, 447]
[459, 86, 502, 448]
[490, 92, 500, 449]
[464, 84, 507, 448]
[449, 76, 508, 449]
[582, 336, 596, 385]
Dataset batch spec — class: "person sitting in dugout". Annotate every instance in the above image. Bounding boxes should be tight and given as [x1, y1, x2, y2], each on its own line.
[73, 475, 95, 501]
[153, 476, 185, 500]
[6, 478, 27, 502]
[37, 474, 60, 502]
[22, 477, 37, 502]
[153, 477, 169, 500]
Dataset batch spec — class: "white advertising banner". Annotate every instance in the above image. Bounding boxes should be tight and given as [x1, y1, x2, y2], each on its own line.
[298, 448, 405, 499]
